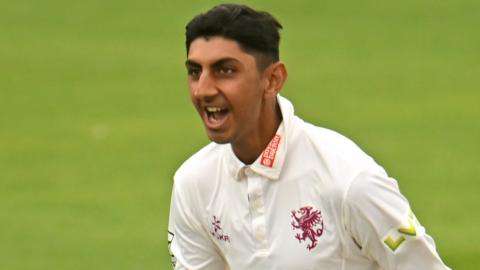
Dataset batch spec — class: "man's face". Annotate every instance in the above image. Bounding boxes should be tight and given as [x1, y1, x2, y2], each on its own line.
[186, 37, 268, 145]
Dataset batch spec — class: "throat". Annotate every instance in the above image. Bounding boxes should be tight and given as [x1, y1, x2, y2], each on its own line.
[231, 100, 283, 165]
[231, 131, 275, 165]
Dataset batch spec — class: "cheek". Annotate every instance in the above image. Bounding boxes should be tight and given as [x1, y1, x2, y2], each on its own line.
[234, 84, 264, 120]
[187, 82, 198, 101]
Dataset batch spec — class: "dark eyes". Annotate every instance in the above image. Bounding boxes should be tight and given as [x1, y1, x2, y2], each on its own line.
[187, 66, 236, 79]
[187, 67, 201, 77]
[218, 66, 235, 75]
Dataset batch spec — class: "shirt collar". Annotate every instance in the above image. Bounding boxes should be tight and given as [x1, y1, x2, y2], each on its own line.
[224, 95, 295, 181]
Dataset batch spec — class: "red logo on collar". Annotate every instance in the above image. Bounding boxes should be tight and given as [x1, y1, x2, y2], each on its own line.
[260, 134, 281, 168]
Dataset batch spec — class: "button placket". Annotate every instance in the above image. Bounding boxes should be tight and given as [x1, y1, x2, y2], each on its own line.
[246, 169, 269, 252]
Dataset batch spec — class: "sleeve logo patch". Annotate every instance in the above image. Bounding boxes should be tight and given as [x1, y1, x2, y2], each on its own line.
[383, 211, 418, 252]
[168, 231, 177, 267]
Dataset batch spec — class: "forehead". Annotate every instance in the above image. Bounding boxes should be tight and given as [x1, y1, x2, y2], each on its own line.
[187, 37, 256, 65]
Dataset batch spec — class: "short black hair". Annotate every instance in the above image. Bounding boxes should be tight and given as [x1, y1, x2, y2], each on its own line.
[185, 4, 283, 70]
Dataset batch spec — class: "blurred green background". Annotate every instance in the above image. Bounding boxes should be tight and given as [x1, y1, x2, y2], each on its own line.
[1, 0, 478, 269]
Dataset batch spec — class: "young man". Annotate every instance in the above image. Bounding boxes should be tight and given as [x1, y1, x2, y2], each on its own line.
[168, 4, 451, 270]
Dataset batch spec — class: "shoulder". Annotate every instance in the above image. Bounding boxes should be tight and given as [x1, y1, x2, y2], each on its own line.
[174, 142, 223, 184]
[295, 118, 378, 175]
[171, 142, 225, 216]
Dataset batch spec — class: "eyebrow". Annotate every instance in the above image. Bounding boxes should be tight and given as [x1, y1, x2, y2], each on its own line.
[185, 57, 241, 69]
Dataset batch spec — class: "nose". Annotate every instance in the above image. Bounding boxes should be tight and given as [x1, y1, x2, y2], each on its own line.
[192, 71, 218, 100]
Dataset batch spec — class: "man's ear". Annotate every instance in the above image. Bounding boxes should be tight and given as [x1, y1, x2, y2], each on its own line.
[263, 62, 288, 98]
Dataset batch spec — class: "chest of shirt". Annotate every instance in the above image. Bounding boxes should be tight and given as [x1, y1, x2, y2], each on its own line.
[198, 167, 348, 270]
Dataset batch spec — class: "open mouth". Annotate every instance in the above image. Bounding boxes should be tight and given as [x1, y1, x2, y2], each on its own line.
[206, 106, 228, 119]
[204, 106, 229, 128]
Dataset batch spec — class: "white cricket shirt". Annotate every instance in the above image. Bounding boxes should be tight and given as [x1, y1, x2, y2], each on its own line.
[168, 96, 450, 270]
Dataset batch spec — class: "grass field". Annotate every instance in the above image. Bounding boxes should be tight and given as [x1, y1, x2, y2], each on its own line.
[1, 0, 479, 269]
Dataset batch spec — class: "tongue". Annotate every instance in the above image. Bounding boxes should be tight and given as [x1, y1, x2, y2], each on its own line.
[211, 110, 227, 121]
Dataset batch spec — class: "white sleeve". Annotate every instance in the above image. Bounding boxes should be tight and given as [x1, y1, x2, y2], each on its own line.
[344, 167, 451, 270]
[168, 181, 227, 270]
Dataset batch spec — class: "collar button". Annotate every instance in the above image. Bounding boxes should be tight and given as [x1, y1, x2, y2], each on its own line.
[244, 167, 254, 177]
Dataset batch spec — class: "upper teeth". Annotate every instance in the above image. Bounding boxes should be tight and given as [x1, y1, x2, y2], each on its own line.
[206, 107, 223, 113]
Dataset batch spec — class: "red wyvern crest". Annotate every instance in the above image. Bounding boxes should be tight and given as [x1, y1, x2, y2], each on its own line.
[291, 206, 324, 251]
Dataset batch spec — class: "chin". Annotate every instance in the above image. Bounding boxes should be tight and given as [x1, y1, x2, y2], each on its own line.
[206, 132, 231, 145]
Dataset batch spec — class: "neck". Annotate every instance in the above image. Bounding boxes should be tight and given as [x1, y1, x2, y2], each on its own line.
[232, 101, 282, 165]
